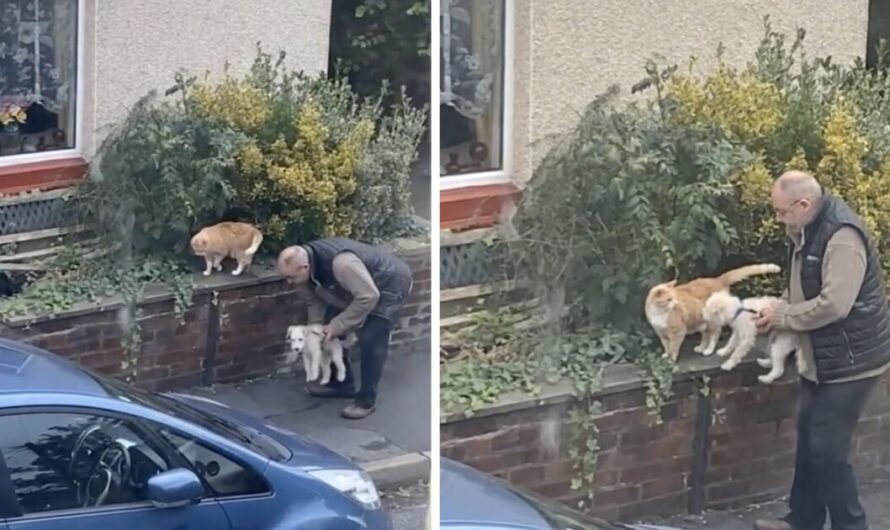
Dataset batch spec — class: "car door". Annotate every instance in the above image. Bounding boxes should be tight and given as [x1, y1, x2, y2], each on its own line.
[0, 410, 232, 530]
[150, 432, 371, 530]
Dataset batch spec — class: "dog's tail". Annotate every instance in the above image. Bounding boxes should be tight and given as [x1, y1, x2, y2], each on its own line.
[246, 230, 263, 257]
[718, 263, 781, 287]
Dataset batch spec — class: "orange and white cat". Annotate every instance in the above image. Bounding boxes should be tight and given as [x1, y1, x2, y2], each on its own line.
[645, 263, 781, 361]
[190, 222, 263, 276]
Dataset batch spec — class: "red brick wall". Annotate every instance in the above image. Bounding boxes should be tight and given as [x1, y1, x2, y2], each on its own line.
[0, 244, 431, 391]
[441, 361, 890, 521]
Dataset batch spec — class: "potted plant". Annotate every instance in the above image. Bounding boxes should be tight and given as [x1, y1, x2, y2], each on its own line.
[0, 103, 27, 134]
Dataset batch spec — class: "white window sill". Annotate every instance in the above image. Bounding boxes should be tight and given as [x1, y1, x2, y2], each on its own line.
[439, 171, 514, 191]
[0, 149, 82, 169]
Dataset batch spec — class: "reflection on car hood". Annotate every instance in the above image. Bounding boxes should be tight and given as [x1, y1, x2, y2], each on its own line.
[441, 458, 552, 528]
[441, 458, 685, 530]
[164, 392, 352, 470]
[621, 524, 681, 530]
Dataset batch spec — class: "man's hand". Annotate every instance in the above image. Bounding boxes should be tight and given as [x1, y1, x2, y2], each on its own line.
[322, 324, 337, 341]
[755, 303, 776, 331]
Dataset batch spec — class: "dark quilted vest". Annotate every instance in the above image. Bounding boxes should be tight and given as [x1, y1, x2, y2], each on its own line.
[302, 238, 413, 321]
[795, 194, 890, 381]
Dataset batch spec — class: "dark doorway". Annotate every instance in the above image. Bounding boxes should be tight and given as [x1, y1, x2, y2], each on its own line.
[867, 0, 890, 68]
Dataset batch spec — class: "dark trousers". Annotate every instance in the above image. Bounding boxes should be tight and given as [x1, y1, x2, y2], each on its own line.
[786, 377, 877, 530]
[323, 307, 393, 408]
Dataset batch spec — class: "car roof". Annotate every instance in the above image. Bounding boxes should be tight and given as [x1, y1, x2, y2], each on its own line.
[0, 338, 109, 397]
[440, 457, 549, 529]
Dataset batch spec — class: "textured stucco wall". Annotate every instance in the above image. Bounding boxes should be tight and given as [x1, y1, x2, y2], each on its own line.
[80, 0, 331, 156]
[511, 0, 870, 185]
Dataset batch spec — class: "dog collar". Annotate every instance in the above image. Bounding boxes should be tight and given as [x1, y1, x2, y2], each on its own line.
[731, 303, 757, 322]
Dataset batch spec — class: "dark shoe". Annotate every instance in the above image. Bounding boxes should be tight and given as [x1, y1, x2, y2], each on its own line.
[305, 381, 356, 398]
[753, 519, 796, 530]
[340, 403, 376, 419]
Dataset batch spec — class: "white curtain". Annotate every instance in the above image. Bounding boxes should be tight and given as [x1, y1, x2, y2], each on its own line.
[0, 0, 76, 112]
[440, 0, 505, 173]
[440, 0, 503, 121]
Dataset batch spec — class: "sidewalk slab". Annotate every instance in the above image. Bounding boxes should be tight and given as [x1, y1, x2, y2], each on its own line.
[181, 350, 431, 486]
[631, 480, 890, 529]
[363, 452, 430, 488]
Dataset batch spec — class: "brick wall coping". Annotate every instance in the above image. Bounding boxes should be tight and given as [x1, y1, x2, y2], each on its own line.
[441, 352, 756, 424]
[2, 236, 430, 328]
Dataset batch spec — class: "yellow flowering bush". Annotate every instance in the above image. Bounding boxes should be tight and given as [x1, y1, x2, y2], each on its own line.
[817, 99, 867, 191]
[190, 78, 270, 133]
[178, 60, 381, 245]
[234, 99, 375, 243]
[669, 66, 784, 144]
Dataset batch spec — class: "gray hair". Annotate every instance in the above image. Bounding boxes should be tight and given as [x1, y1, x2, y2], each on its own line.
[775, 170, 823, 203]
[277, 245, 309, 271]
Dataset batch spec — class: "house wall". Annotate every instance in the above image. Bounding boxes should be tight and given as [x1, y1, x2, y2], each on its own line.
[509, 0, 870, 186]
[81, 0, 332, 156]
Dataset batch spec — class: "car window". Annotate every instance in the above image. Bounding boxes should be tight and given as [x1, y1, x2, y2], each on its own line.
[157, 428, 268, 497]
[90, 375, 290, 462]
[0, 412, 172, 516]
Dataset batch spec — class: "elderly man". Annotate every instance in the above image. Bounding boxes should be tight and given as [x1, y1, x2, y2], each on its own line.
[752, 171, 890, 530]
[276, 237, 413, 420]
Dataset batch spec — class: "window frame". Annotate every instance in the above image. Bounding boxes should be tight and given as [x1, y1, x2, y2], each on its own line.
[0, 0, 86, 168]
[440, 0, 515, 191]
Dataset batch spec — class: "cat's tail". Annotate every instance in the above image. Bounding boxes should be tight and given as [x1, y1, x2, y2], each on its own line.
[718, 263, 782, 287]
[246, 231, 263, 257]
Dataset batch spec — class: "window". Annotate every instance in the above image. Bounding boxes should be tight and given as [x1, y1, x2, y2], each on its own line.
[158, 428, 269, 498]
[440, 0, 511, 182]
[0, 412, 172, 515]
[0, 0, 80, 161]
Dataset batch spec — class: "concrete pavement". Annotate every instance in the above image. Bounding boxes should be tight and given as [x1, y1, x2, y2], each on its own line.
[630, 480, 890, 529]
[182, 350, 431, 487]
[383, 479, 429, 530]
[391, 505, 428, 529]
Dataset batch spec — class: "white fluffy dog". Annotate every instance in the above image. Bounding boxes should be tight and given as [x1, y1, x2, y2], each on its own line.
[285, 324, 348, 385]
[702, 291, 808, 383]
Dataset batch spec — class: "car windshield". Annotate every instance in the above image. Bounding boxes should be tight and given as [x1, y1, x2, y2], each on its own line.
[88, 371, 291, 462]
[501, 479, 620, 530]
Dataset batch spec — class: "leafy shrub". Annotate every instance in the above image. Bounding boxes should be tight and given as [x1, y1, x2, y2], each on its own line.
[352, 91, 428, 242]
[78, 88, 243, 258]
[509, 84, 747, 338]
[78, 45, 425, 257]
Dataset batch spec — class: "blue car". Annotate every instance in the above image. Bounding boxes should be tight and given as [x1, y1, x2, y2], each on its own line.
[440, 457, 681, 530]
[0, 338, 392, 529]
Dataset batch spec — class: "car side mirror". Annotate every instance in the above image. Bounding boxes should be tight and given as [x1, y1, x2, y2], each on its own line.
[147, 468, 204, 508]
